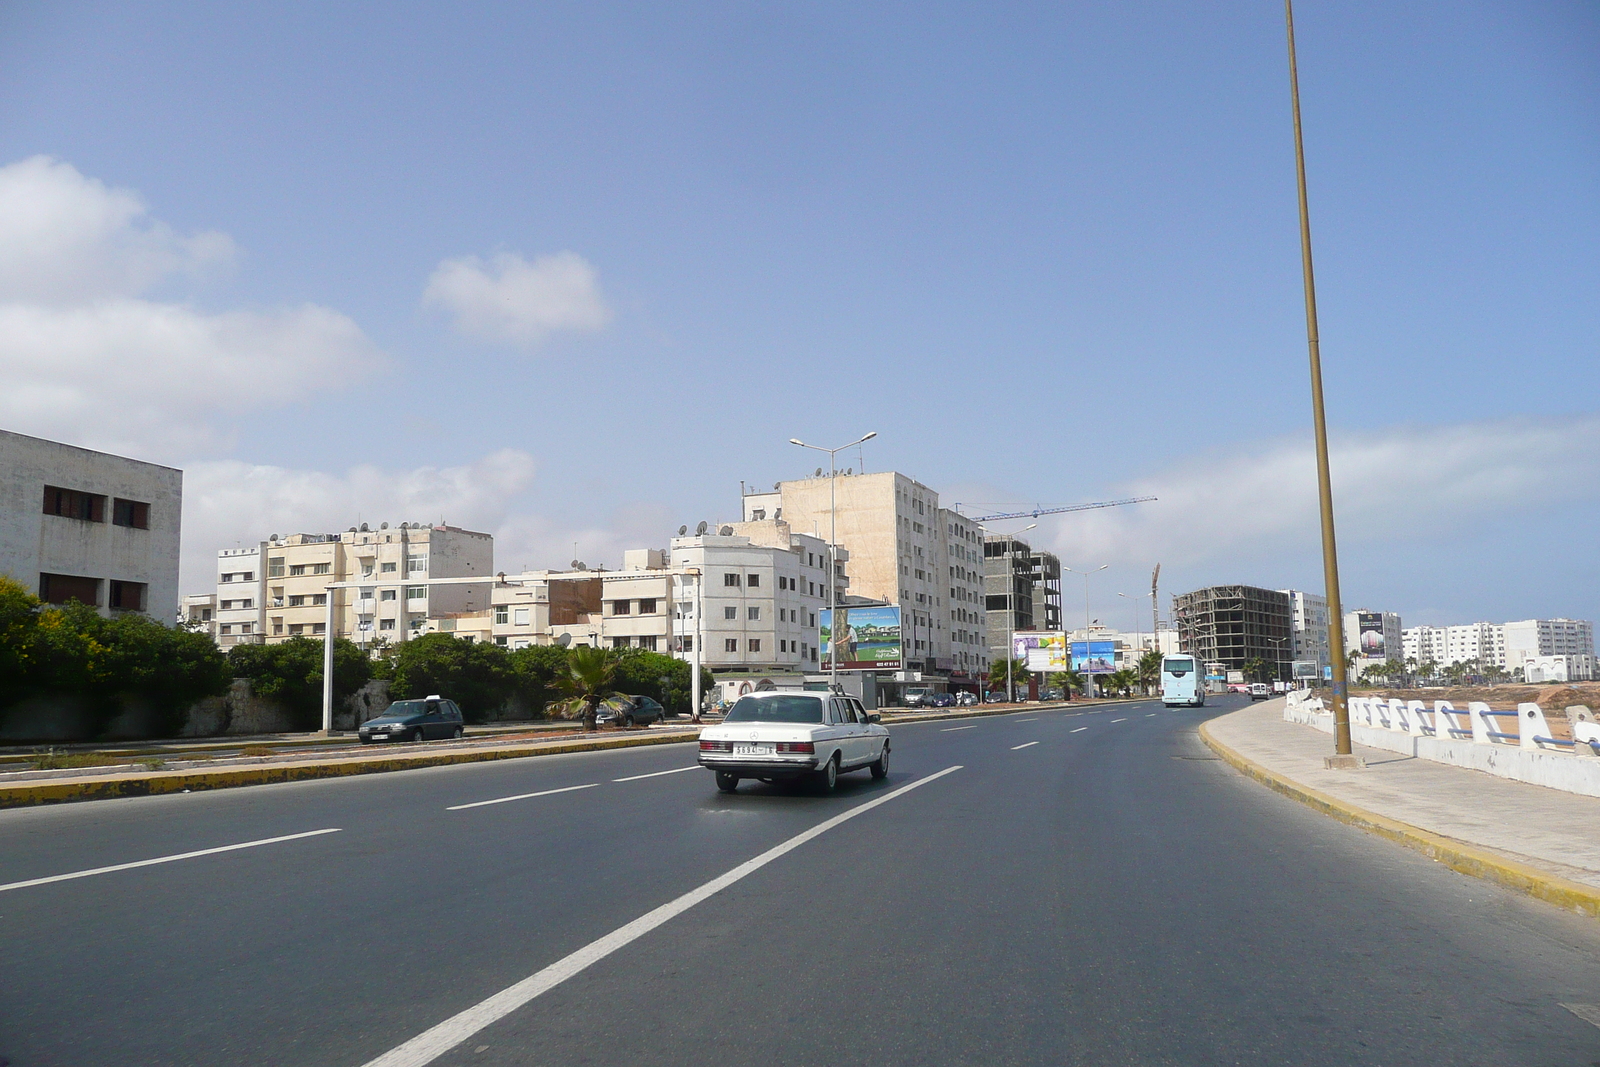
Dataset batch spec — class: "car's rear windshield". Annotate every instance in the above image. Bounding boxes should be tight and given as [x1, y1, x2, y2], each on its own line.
[724, 695, 823, 724]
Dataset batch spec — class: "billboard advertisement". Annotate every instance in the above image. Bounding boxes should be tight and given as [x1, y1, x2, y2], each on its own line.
[820, 606, 901, 670]
[1070, 640, 1116, 675]
[1012, 631, 1067, 672]
[1357, 612, 1387, 657]
[1292, 659, 1320, 679]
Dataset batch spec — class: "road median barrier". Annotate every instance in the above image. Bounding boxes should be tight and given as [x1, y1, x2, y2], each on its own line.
[0, 728, 700, 809]
[1199, 717, 1600, 919]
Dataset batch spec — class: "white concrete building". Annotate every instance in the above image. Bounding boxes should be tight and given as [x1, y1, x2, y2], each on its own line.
[1402, 618, 1591, 674]
[1523, 654, 1596, 684]
[1502, 618, 1594, 671]
[1344, 609, 1402, 674]
[1281, 589, 1330, 674]
[0, 429, 182, 620]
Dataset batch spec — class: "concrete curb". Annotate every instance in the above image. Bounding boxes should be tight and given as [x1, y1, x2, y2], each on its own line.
[0, 730, 698, 810]
[1198, 718, 1600, 919]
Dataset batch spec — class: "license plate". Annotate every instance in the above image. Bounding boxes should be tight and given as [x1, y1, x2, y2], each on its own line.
[733, 743, 773, 756]
[370, 733, 388, 740]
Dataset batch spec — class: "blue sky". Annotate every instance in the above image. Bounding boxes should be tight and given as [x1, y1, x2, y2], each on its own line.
[0, 1, 1595, 627]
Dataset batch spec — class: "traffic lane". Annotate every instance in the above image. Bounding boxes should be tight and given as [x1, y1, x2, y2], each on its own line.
[0, 738, 942, 1067]
[0, 737, 709, 886]
[425, 696, 1600, 1067]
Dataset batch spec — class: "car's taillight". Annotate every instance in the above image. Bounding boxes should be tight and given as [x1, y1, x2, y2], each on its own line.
[775, 741, 815, 754]
[699, 739, 732, 752]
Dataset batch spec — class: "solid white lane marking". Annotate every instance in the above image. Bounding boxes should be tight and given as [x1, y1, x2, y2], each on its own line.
[1111, 718, 1127, 723]
[363, 765, 964, 1067]
[1562, 1003, 1600, 1029]
[940, 725, 979, 732]
[0, 828, 342, 894]
[1070, 727, 1088, 733]
[612, 767, 698, 783]
[1011, 741, 1040, 750]
[1015, 718, 1038, 722]
[448, 783, 597, 811]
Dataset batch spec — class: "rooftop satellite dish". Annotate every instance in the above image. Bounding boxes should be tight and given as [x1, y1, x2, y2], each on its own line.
[380, 522, 388, 530]
[846, 468, 853, 475]
[360, 522, 369, 532]
[815, 467, 823, 477]
[719, 525, 734, 536]
[348, 526, 357, 533]
[269, 533, 280, 542]
[773, 482, 780, 490]
[696, 521, 708, 535]
[678, 525, 688, 536]
[399, 522, 408, 530]
[497, 571, 506, 583]
[570, 559, 582, 568]
[556, 633, 572, 647]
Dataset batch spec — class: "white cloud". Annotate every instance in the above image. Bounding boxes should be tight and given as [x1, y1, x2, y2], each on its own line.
[1034, 414, 1600, 571]
[423, 250, 610, 345]
[0, 156, 382, 459]
[0, 155, 235, 303]
[181, 450, 540, 592]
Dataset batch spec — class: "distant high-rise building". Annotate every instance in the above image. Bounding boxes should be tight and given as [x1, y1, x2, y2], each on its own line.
[1173, 585, 1294, 676]
[1280, 589, 1330, 674]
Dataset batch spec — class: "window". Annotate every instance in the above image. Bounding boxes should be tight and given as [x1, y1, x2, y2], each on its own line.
[612, 636, 631, 648]
[724, 606, 737, 620]
[240, 622, 252, 634]
[810, 613, 816, 627]
[638, 598, 657, 614]
[682, 636, 694, 652]
[638, 635, 658, 651]
[312, 562, 331, 575]
[381, 562, 398, 573]
[41, 486, 105, 522]
[495, 636, 508, 646]
[612, 599, 631, 615]
[809, 582, 816, 596]
[495, 605, 509, 624]
[514, 607, 529, 625]
[406, 586, 426, 600]
[312, 623, 326, 635]
[220, 573, 234, 584]
[289, 624, 305, 635]
[724, 573, 741, 587]
[111, 498, 150, 529]
[779, 639, 787, 652]
[289, 564, 307, 576]
[746, 574, 760, 587]
[311, 594, 327, 606]
[240, 572, 253, 582]
[748, 607, 760, 620]
[239, 599, 253, 609]
[271, 619, 283, 635]
[380, 619, 396, 631]
[748, 639, 761, 652]
[407, 556, 427, 574]
[220, 624, 233, 635]
[725, 638, 738, 652]
[808, 553, 814, 567]
[361, 564, 374, 577]
[268, 557, 285, 578]
[288, 595, 306, 607]
[380, 590, 397, 601]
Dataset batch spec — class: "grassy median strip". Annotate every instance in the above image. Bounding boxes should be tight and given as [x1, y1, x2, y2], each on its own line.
[1198, 719, 1600, 920]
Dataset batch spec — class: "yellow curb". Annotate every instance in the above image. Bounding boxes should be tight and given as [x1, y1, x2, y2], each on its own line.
[0, 730, 699, 809]
[1198, 718, 1600, 919]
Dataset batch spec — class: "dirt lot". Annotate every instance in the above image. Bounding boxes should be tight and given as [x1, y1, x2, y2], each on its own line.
[1355, 683, 1600, 712]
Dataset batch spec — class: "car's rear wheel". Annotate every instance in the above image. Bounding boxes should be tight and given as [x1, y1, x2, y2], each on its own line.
[451, 726, 463, 740]
[715, 771, 739, 793]
[870, 743, 889, 779]
[411, 728, 425, 742]
[814, 754, 838, 793]
[624, 714, 635, 728]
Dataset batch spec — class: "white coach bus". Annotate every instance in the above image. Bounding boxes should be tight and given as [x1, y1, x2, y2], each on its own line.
[1161, 655, 1205, 707]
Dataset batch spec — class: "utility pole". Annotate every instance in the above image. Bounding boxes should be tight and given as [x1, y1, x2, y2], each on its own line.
[1286, 0, 1351, 756]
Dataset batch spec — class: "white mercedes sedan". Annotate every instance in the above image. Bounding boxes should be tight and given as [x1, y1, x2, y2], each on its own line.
[698, 691, 890, 793]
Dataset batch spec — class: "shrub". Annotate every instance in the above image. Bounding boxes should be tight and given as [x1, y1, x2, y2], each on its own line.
[227, 637, 372, 731]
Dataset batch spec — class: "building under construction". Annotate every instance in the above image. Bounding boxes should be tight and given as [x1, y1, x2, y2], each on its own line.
[1172, 584, 1294, 678]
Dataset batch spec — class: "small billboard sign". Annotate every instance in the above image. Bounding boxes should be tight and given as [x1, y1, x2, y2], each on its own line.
[820, 606, 902, 670]
[1070, 640, 1116, 675]
[1013, 631, 1067, 672]
[1292, 659, 1319, 679]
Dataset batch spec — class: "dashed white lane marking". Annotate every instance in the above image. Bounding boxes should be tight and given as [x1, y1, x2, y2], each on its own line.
[940, 725, 980, 732]
[1562, 1003, 1600, 1029]
[448, 783, 597, 811]
[612, 766, 699, 783]
[1015, 718, 1038, 722]
[1110, 718, 1127, 723]
[1146, 713, 1157, 717]
[1070, 727, 1088, 733]
[362, 766, 965, 1067]
[1011, 741, 1040, 750]
[0, 828, 342, 894]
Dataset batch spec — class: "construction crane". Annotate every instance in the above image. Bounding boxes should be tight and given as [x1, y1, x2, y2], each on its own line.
[953, 497, 1156, 523]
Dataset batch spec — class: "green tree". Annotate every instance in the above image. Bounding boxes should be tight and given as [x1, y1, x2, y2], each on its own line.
[988, 657, 1029, 698]
[386, 633, 510, 723]
[506, 644, 570, 717]
[610, 648, 711, 717]
[1106, 668, 1137, 698]
[556, 645, 624, 731]
[228, 637, 372, 730]
[1135, 649, 1162, 695]
[1243, 656, 1268, 683]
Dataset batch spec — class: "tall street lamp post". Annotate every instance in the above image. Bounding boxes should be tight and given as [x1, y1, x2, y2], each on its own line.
[1286, 0, 1351, 755]
[790, 432, 877, 694]
[1064, 564, 1108, 698]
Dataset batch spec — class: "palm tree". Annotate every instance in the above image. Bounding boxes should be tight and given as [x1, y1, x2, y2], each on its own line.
[558, 645, 623, 731]
[1107, 668, 1137, 698]
[1135, 650, 1162, 695]
[1059, 666, 1085, 698]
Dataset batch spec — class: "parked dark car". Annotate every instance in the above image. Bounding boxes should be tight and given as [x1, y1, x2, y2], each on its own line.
[595, 694, 665, 728]
[358, 696, 464, 743]
[930, 694, 955, 708]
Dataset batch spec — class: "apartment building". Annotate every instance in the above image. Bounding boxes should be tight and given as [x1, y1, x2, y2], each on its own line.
[741, 472, 988, 679]
[1173, 585, 1294, 674]
[1280, 589, 1330, 674]
[197, 523, 493, 646]
[984, 534, 1035, 662]
[1400, 618, 1592, 675]
[1, 429, 182, 620]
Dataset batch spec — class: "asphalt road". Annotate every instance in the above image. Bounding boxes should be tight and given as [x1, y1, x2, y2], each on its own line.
[4, 696, 1600, 1066]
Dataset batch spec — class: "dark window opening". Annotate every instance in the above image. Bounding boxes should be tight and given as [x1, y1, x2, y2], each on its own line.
[746, 573, 760, 587]
[112, 498, 151, 529]
[612, 599, 631, 615]
[42, 486, 105, 522]
[638, 598, 657, 614]
[109, 580, 147, 612]
[39, 573, 101, 606]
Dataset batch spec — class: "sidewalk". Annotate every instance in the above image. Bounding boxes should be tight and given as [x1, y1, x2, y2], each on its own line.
[1202, 699, 1600, 916]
